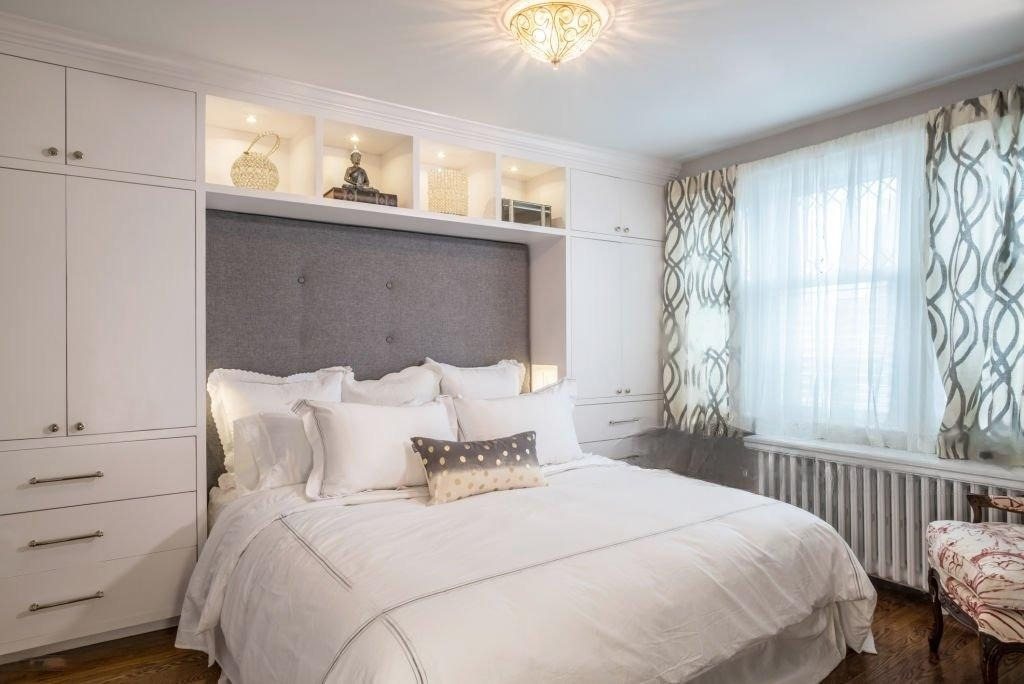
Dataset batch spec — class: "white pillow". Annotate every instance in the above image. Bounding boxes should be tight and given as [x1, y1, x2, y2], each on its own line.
[453, 378, 583, 465]
[423, 358, 526, 399]
[341, 365, 440, 405]
[295, 398, 456, 498]
[233, 412, 313, 490]
[207, 366, 350, 481]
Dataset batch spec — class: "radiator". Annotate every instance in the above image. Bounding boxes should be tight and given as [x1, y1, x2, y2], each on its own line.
[753, 440, 1024, 591]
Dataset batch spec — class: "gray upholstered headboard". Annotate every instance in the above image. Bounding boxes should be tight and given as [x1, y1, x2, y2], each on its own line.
[206, 210, 530, 488]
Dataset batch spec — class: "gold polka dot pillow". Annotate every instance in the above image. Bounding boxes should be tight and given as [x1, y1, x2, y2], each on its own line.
[410, 431, 546, 504]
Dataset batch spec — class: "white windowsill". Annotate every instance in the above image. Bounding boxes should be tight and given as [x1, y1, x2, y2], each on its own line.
[744, 434, 1024, 489]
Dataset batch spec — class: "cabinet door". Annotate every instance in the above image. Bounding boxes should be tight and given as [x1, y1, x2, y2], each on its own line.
[620, 179, 665, 241]
[66, 70, 196, 180]
[0, 170, 66, 440]
[67, 178, 195, 435]
[571, 237, 622, 399]
[570, 170, 620, 236]
[620, 241, 663, 397]
[0, 54, 65, 164]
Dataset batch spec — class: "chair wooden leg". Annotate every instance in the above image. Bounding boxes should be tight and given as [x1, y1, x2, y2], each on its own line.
[980, 633, 1002, 684]
[928, 569, 944, 654]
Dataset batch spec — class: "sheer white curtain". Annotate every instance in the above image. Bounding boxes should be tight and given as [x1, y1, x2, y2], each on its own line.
[731, 117, 943, 452]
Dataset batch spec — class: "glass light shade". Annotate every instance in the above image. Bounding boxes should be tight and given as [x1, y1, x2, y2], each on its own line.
[502, 1, 610, 69]
[531, 364, 559, 391]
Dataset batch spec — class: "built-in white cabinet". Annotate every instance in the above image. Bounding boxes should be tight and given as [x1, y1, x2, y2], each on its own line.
[0, 173, 196, 441]
[571, 237, 622, 399]
[0, 53, 196, 179]
[571, 235, 662, 400]
[619, 241, 663, 396]
[570, 169, 664, 241]
[0, 54, 65, 164]
[0, 54, 200, 659]
[0, 170, 67, 440]
[67, 179, 196, 435]
[66, 69, 196, 180]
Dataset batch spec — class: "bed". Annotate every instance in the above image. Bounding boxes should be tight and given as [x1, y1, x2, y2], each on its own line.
[177, 455, 875, 683]
[187, 212, 875, 682]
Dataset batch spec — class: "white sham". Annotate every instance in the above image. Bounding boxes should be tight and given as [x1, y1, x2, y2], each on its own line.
[453, 378, 583, 465]
[295, 398, 456, 498]
[207, 366, 350, 483]
[423, 358, 526, 399]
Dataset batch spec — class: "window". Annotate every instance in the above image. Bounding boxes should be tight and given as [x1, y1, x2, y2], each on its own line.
[731, 117, 943, 452]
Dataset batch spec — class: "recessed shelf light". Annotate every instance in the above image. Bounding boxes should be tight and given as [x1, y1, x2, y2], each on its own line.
[437, 151, 446, 160]
[509, 165, 519, 173]
[245, 114, 257, 124]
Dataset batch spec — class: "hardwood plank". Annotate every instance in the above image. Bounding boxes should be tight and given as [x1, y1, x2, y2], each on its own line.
[1, 580, 1022, 682]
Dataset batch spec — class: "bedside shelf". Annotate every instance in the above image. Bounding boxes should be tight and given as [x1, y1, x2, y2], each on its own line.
[205, 184, 566, 246]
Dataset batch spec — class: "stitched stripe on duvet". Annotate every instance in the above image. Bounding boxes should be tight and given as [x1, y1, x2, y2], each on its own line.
[321, 499, 781, 681]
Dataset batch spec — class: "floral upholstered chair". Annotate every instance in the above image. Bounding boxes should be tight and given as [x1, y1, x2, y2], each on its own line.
[927, 493, 1024, 683]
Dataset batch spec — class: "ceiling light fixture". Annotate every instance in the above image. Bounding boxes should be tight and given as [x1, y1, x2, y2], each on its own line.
[350, 134, 360, 143]
[245, 114, 258, 124]
[501, 0, 610, 70]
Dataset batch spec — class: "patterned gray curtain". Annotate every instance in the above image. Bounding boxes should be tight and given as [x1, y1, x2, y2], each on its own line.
[662, 168, 737, 436]
[925, 85, 1024, 461]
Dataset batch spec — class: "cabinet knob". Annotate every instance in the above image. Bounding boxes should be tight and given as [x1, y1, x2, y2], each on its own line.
[625, 388, 631, 394]
[74, 422, 86, 432]
[47, 423, 59, 433]
[616, 388, 623, 394]
[614, 226, 622, 232]
[44, 146, 59, 157]
[71, 150, 84, 160]
[623, 227, 630, 234]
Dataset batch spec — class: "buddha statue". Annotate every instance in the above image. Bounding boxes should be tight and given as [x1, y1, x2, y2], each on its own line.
[343, 150, 375, 192]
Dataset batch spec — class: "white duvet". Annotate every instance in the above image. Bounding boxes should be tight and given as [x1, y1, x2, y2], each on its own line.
[177, 457, 875, 683]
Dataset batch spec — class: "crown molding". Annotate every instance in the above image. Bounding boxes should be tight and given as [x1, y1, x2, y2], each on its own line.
[0, 11, 676, 184]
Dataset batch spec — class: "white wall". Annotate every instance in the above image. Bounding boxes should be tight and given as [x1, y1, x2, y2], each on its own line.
[679, 58, 1024, 177]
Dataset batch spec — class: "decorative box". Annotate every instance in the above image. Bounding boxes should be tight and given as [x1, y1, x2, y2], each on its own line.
[323, 186, 398, 207]
[501, 198, 552, 227]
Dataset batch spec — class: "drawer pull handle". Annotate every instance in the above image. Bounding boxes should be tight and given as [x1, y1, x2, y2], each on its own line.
[29, 591, 104, 612]
[28, 471, 104, 485]
[608, 418, 641, 425]
[29, 530, 104, 548]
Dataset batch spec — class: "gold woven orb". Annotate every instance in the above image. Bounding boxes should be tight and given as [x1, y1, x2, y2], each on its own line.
[231, 131, 281, 191]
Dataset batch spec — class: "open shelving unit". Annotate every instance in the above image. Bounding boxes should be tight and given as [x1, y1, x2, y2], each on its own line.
[205, 95, 316, 196]
[203, 94, 568, 244]
[322, 119, 414, 208]
[500, 157, 565, 228]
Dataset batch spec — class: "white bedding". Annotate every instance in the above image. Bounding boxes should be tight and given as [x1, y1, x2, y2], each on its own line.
[178, 457, 875, 683]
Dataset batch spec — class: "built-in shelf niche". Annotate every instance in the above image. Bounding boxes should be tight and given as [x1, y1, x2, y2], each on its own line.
[417, 139, 496, 220]
[322, 120, 413, 208]
[205, 95, 316, 196]
[500, 157, 566, 228]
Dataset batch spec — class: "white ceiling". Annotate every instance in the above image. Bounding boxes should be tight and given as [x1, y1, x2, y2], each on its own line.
[2, 0, 1022, 161]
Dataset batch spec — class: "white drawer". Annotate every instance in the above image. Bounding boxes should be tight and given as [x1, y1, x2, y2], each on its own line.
[0, 493, 196, 579]
[574, 400, 663, 443]
[0, 438, 195, 515]
[0, 546, 194, 653]
[581, 436, 653, 461]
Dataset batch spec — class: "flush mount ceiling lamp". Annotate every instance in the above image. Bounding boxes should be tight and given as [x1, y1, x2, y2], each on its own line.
[501, 0, 611, 70]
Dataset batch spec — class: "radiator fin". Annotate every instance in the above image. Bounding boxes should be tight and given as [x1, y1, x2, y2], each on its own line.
[756, 449, 1024, 591]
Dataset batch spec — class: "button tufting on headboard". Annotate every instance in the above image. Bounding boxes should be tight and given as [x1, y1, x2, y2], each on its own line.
[205, 210, 530, 489]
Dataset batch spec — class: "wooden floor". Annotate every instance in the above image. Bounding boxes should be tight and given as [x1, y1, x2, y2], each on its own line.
[2, 580, 1022, 683]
